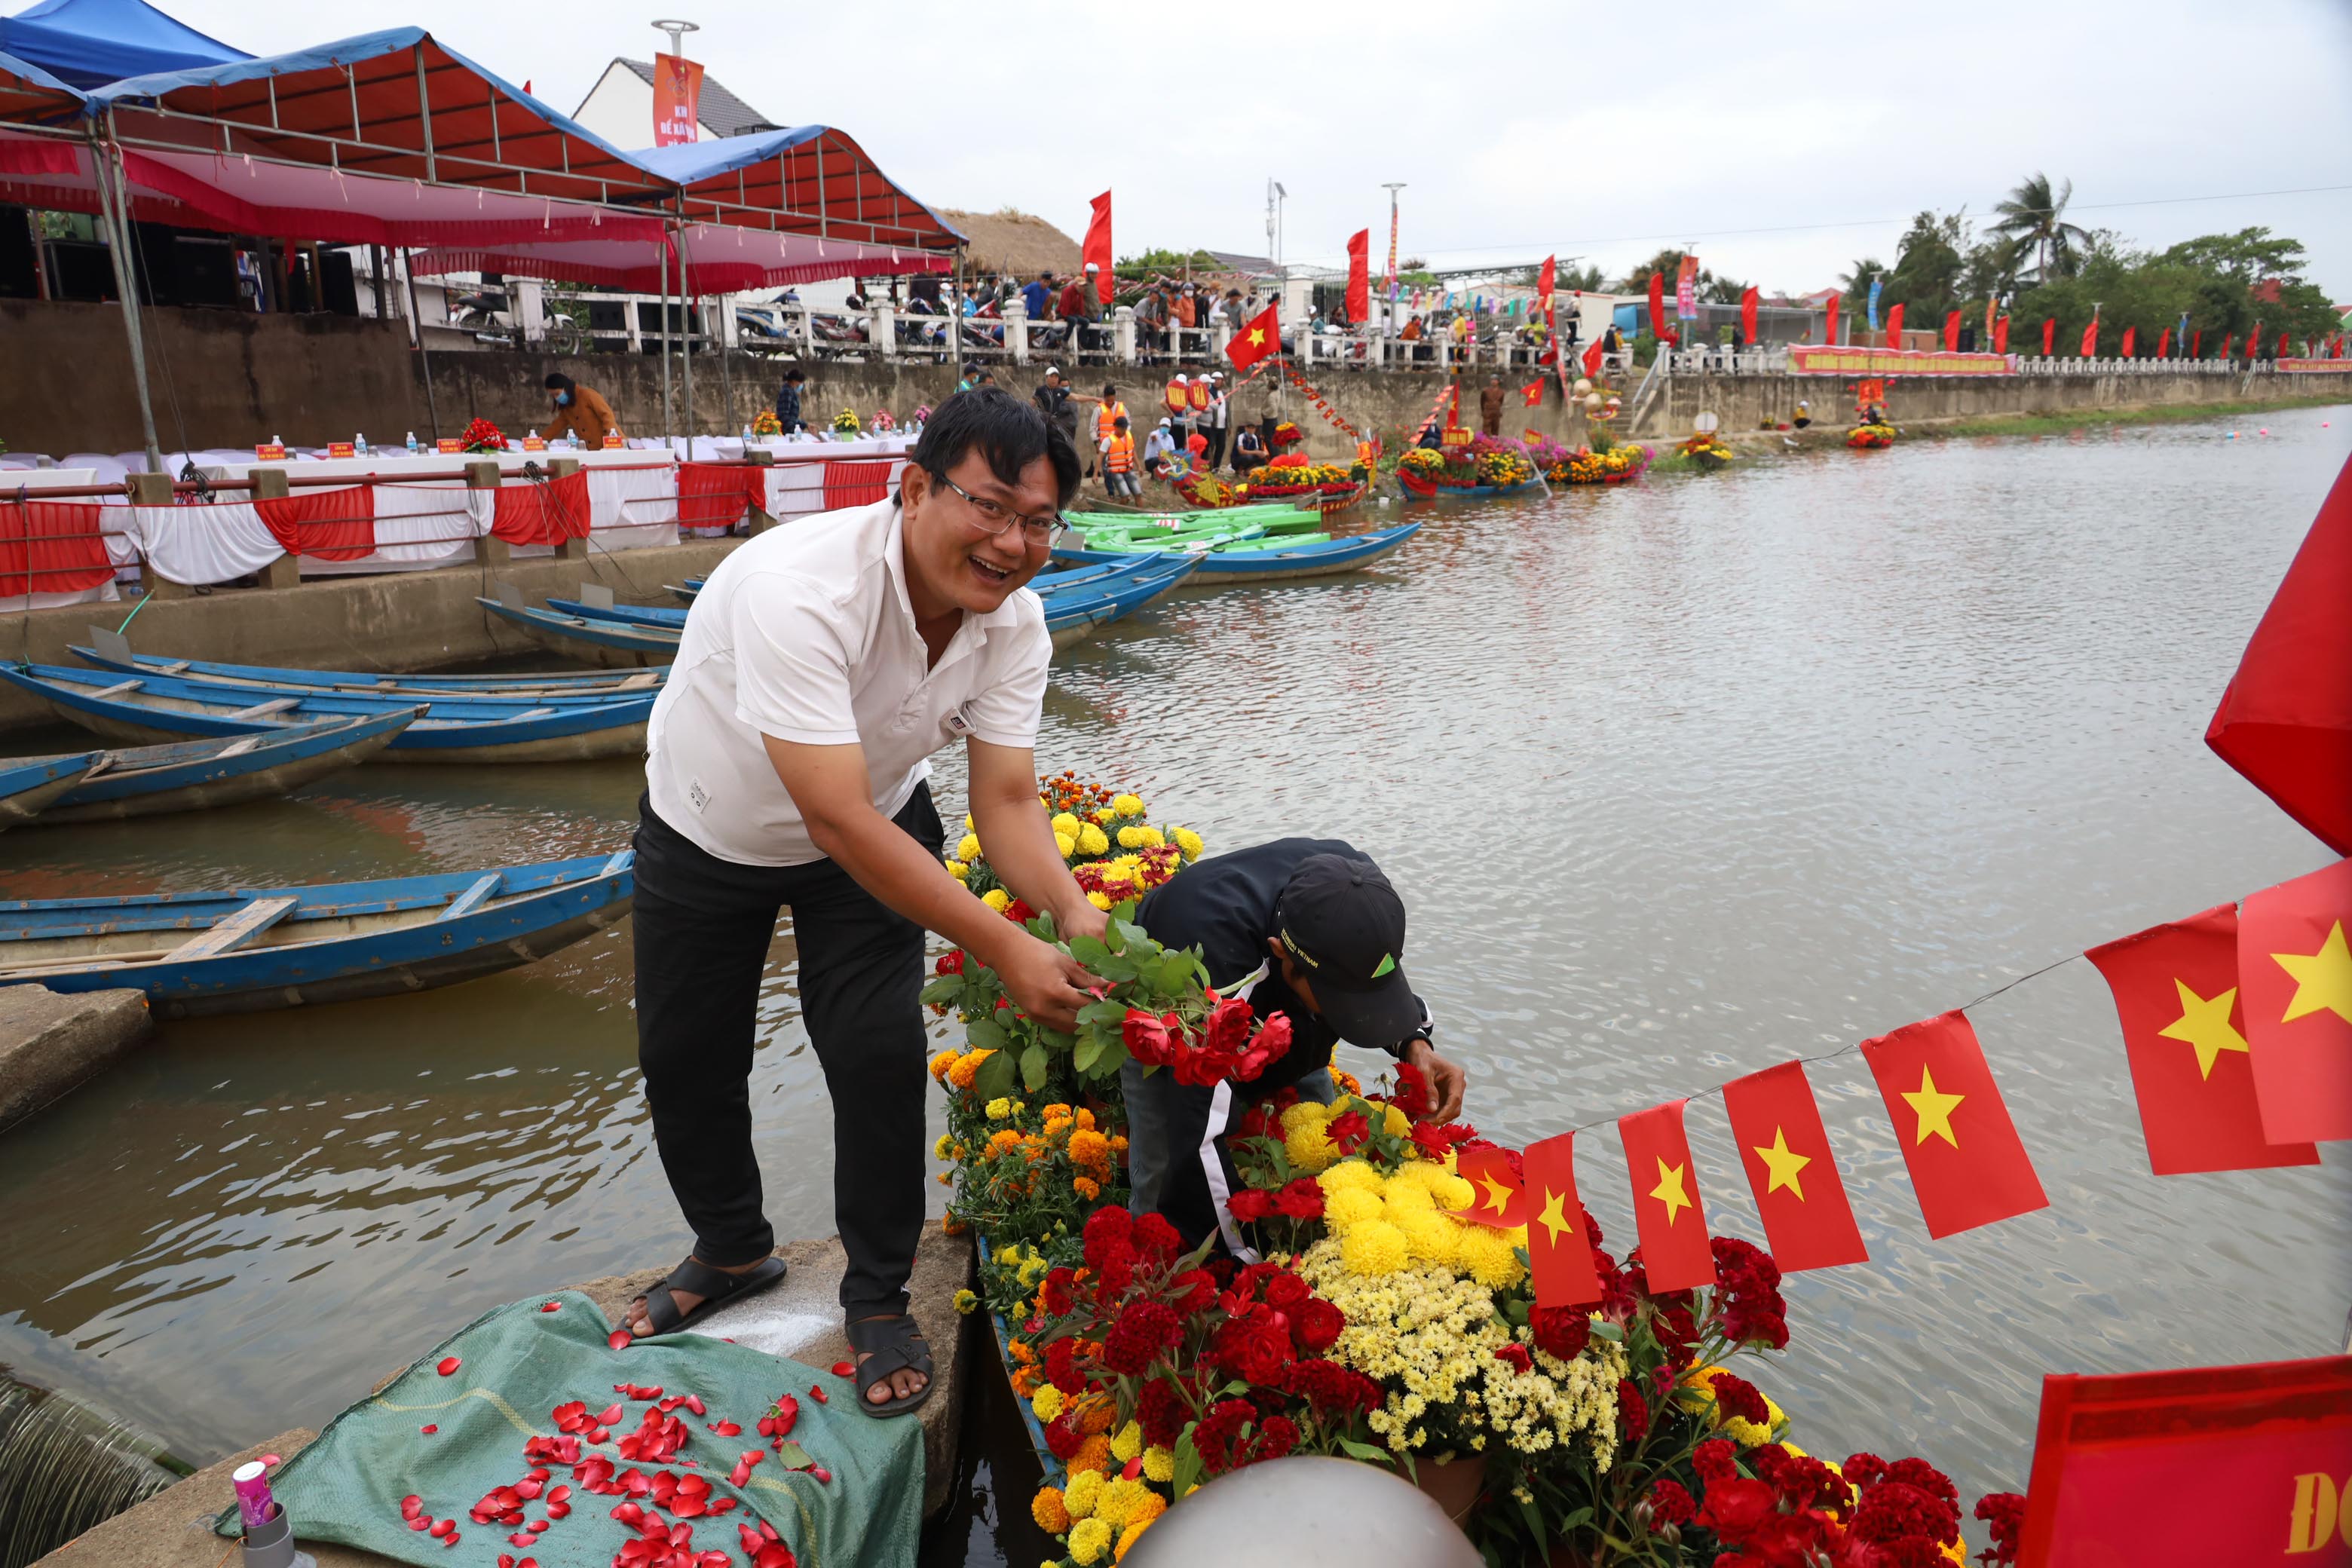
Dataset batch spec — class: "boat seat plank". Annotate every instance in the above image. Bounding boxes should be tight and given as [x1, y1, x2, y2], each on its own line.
[599, 850, 632, 877]
[164, 896, 299, 960]
[155, 660, 191, 675]
[217, 735, 265, 758]
[88, 678, 144, 700]
[437, 873, 503, 922]
[225, 697, 301, 720]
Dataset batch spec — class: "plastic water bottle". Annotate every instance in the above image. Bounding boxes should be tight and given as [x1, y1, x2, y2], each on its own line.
[742, 423, 755, 445]
[406, 431, 418, 454]
[355, 432, 369, 456]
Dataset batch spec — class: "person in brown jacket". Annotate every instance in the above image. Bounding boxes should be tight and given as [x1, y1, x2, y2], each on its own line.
[1478, 374, 1505, 436]
[540, 372, 618, 448]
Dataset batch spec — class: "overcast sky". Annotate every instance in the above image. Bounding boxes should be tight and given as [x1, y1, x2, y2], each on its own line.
[173, 0, 2352, 296]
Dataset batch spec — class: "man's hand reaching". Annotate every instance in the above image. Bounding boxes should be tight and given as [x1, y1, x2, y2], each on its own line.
[1406, 1037, 1468, 1123]
[993, 932, 1098, 1033]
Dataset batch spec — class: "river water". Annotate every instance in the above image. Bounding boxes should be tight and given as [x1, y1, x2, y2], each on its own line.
[2, 409, 2346, 1553]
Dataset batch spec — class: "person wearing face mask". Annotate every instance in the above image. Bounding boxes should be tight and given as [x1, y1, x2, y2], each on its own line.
[541, 372, 617, 449]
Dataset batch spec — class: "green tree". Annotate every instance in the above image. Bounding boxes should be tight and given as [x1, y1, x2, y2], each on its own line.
[1885, 210, 1969, 321]
[1989, 172, 2091, 283]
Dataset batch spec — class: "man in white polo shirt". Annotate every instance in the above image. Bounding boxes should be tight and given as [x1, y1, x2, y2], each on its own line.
[623, 390, 1103, 1417]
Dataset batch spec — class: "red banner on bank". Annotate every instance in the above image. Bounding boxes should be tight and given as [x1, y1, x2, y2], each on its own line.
[2276, 359, 2347, 373]
[2019, 1355, 2352, 1567]
[1786, 345, 2016, 377]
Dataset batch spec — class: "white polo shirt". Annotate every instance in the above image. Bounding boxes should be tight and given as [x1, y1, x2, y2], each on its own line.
[644, 498, 1051, 865]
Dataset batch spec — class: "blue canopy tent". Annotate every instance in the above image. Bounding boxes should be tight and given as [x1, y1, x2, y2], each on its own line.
[0, 0, 245, 90]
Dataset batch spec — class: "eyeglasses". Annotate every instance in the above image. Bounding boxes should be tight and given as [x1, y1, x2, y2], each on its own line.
[933, 473, 1062, 544]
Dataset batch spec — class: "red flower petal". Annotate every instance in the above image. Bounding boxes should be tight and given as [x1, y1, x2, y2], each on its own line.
[400, 1496, 424, 1520]
[437, 1357, 463, 1377]
[829, 1362, 854, 1379]
[441, 1532, 460, 1548]
[507, 1533, 534, 1548]
[806, 1386, 827, 1405]
[1120, 1456, 1144, 1481]
[408, 1517, 433, 1533]
[608, 1330, 632, 1351]
[259, 1454, 281, 1467]
[709, 1498, 737, 1514]
[513, 1478, 543, 1501]
[683, 1395, 706, 1416]
[547, 1485, 570, 1503]
[710, 1421, 741, 1437]
[430, 1519, 455, 1539]
[421, 1425, 438, 1435]
[541, 1302, 561, 1312]
[499, 1556, 516, 1568]
[527, 1519, 550, 1533]
[807, 1467, 831, 1485]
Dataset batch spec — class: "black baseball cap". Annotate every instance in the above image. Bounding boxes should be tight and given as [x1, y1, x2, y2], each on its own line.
[1272, 853, 1417, 1049]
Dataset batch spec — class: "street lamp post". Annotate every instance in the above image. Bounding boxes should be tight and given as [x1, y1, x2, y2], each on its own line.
[1380, 182, 1404, 332]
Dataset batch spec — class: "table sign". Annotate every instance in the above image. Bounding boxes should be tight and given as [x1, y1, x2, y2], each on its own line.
[603, 432, 624, 449]
[436, 439, 462, 455]
[522, 434, 547, 452]
[255, 443, 286, 460]
[326, 442, 356, 459]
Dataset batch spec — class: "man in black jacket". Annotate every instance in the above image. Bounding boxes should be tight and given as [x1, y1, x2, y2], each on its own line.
[1125, 841, 1468, 1252]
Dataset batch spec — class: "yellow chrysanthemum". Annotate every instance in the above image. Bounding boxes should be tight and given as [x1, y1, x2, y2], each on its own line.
[1381, 1104, 1411, 1138]
[1171, 827, 1204, 859]
[1141, 1445, 1175, 1484]
[957, 833, 982, 863]
[1095, 1477, 1148, 1529]
[1111, 793, 1144, 816]
[1031, 1384, 1066, 1423]
[982, 888, 1011, 911]
[1055, 833, 1077, 859]
[1086, 890, 1114, 911]
[1284, 1119, 1337, 1175]
[1116, 825, 1147, 850]
[985, 1097, 1014, 1120]
[1063, 1468, 1104, 1520]
[1338, 1220, 1410, 1276]
[1108, 1420, 1143, 1463]
[1452, 1223, 1529, 1288]
[1317, 1157, 1384, 1195]
[1050, 811, 1081, 840]
[1397, 1211, 1462, 1266]
[1069, 1517, 1113, 1566]
[1132, 826, 1165, 850]
[1031, 1487, 1071, 1533]
[1323, 1187, 1387, 1231]
[953, 1288, 978, 1314]
[1080, 824, 1110, 855]
[945, 859, 969, 881]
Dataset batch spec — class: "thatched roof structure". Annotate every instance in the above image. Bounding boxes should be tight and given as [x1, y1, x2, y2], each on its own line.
[940, 208, 1082, 279]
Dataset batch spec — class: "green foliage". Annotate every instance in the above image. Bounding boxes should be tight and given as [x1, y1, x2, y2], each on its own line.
[1989, 171, 2091, 284]
[2010, 225, 2339, 355]
[1116, 247, 1223, 274]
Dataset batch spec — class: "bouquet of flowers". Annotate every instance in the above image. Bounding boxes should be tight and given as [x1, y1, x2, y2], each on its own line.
[872, 409, 897, 433]
[1678, 433, 1735, 469]
[911, 404, 933, 427]
[750, 410, 782, 436]
[831, 407, 862, 435]
[1269, 421, 1306, 451]
[459, 416, 507, 454]
[1846, 424, 1895, 449]
[1396, 448, 1446, 478]
[1475, 449, 1537, 487]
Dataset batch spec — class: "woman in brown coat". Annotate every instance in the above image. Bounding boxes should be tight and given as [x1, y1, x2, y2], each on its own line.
[541, 372, 618, 448]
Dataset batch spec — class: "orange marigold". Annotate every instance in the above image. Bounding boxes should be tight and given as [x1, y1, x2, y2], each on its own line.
[1070, 1434, 1113, 1474]
[1114, 1500, 1166, 1562]
[988, 1129, 1024, 1156]
[942, 1214, 969, 1236]
[1042, 1103, 1073, 1119]
[1068, 1129, 1112, 1174]
[1073, 1175, 1101, 1200]
[1075, 1393, 1117, 1436]
[928, 1050, 959, 1082]
[1332, 1069, 1362, 1096]
[1031, 1487, 1071, 1533]
[1074, 1108, 1098, 1132]
[947, 1049, 994, 1091]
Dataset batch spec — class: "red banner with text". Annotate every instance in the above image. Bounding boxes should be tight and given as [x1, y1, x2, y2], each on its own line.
[1787, 345, 2016, 377]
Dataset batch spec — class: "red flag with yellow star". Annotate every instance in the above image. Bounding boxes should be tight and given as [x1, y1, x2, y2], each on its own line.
[1521, 1132, 1603, 1309]
[1617, 1099, 1716, 1291]
[2237, 858, 2352, 1144]
[1861, 1012, 2047, 1239]
[1720, 1061, 1869, 1272]
[1453, 1144, 1527, 1229]
[1227, 303, 1280, 372]
[2084, 905, 2321, 1174]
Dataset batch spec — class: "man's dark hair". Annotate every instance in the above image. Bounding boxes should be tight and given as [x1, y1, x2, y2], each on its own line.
[783, 368, 806, 384]
[544, 372, 573, 391]
[912, 388, 1080, 508]
[1102, 383, 1118, 397]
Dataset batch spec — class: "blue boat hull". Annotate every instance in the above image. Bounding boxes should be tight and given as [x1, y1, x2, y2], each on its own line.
[1049, 523, 1420, 584]
[67, 645, 660, 700]
[24, 712, 417, 824]
[0, 852, 635, 1018]
[0, 752, 100, 828]
[1045, 557, 1200, 648]
[478, 598, 680, 669]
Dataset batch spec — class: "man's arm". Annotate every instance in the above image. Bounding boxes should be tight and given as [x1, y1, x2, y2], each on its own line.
[966, 738, 1108, 945]
[761, 736, 1097, 1031]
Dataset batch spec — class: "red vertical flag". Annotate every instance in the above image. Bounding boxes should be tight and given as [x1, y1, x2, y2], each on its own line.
[1993, 314, 2011, 354]
[1943, 309, 1960, 351]
[2081, 316, 2099, 357]
[1344, 229, 1369, 325]
[1861, 1012, 2048, 1238]
[1082, 191, 1113, 306]
[1646, 272, 1677, 346]
[2206, 456, 2352, 856]
[1884, 302, 1905, 348]
[1224, 303, 1279, 370]
[1454, 1144, 1527, 1228]
[2192, 329, 2203, 359]
[2084, 906, 2321, 1174]
[2157, 327, 2172, 359]
[1617, 1100, 1715, 1291]
[2221, 332, 2234, 361]
[1581, 338, 1606, 377]
[2042, 317, 2056, 356]
[1537, 253, 1557, 306]
[1521, 1132, 1603, 1309]
[2247, 321, 2262, 359]
[1721, 1061, 1869, 1272]
[2121, 326, 2137, 358]
[1740, 286, 1759, 346]
[1824, 292, 1840, 346]
[2237, 858, 2352, 1144]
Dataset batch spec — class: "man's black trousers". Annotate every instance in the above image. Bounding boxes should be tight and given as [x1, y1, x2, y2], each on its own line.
[631, 785, 943, 1321]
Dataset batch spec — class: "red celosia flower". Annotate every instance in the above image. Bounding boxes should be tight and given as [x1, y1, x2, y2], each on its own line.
[1842, 1453, 1888, 1488]
[1617, 1378, 1649, 1443]
[1974, 1492, 2026, 1566]
[1286, 1358, 1380, 1416]
[1646, 1478, 1696, 1527]
[1040, 1267, 1076, 1317]
[1102, 1300, 1181, 1375]
[1044, 1337, 1086, 1395]
[1531, 1306, 1591, 1362]
[1851, 1481, 1958, 1550]
[1291, 1297, 1343, 1354]
[1707, 1370, 1772, 1429]
[1191, 1399, 1257, 1475]
[1131, 1212, 1182, 1262]
[1168, 1269, 1218, 1315]
[1043, 1413, 1086, 1461]
[1138, 1377, 1190, 1449]
[1251, 1415, 1300, 1463]
[1693, 1439, 1738, 1484]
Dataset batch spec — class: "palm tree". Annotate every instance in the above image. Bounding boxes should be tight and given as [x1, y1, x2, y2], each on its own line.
[1991, 173, 2091, 284]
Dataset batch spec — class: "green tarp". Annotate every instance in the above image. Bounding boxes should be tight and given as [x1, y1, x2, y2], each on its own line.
[216, 1291, 921, 1568]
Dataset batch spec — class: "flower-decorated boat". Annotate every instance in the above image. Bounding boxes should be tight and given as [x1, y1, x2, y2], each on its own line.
[1395, 439, 1543, 500]
[1847, 423, 1896, 449]
[920, 770, 2023, 1566]
[1548, 441, 1655, 485]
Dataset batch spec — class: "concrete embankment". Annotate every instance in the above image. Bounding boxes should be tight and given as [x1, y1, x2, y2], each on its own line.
[35, 1228, 978, 1564]
[0, 537, 740, 735]
[0, 985, 151, 1132]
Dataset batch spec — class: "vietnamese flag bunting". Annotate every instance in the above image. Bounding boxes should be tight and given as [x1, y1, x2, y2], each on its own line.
[2081, 314, 2099, 357]
[1618, 1100, 1716, 1290]
[1344, 229, 1370, 324]
[1454, 1144, 1527, 1229]
[2084, 905, 2320, 1174]
[2206, 456, 2352, 856]
[1943, 309, 1960, 351]
[2248, 321, 2262, 359]
[2237, 858, 2352, 1144]
[2192, 329, 2203, 359]
[1862, 1012, 2047, 1238]
[1647, 271, 1677, 347]
[1521, 1132, 1603, 1309]
[2222, 332, 2234, 361]
[1721, 1060, 1869, 1272]
[1226, 303, 1280, 371]
[1082, 191, 1113, 306]
[1824, 292, 1840, 346]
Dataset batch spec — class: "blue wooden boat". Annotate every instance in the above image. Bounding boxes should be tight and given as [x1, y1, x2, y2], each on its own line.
[0, 664, 649, 764]
[562, 556, 1173, 638]
[666, 577, 704, 605]
[1047, 522, 1421, 585]
[1043, 555, 1199, 649]
[16, 712, 417, 825]
[549, 596, 689, 631]
[476, 598, 679, 669]
[0, 752, 100, 830]
[1400, 476, 1543, 501]
[66, 643, 663, 702]
[0, 850, 635, 1018]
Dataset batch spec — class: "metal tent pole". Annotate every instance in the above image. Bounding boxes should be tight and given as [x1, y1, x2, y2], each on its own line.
[403, 249, 442, 439]
[952, 244, 965, 390]
[657, 232, 674, 443]
[87, 130, 162, 473]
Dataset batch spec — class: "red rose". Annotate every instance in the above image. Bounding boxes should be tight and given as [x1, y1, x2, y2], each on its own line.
[1202, 996, 1255, 1053]
[1326, 1108, 1370, 1154]
[1272, 1178, 1325, 1220]
[1291, 1297, 1343, 1353]
[1695, 1478, 1776, 1537]
[1206, 1305, 1291, 1386]
[933, 951, 964, 975]
[1263, 1271, 1309, 1309]
[1531, 1306, 1591, 1362]
[1493, 1343, 1533, 1375]
[1122, 1009, 1174, 1065]
[1225, 1189, 1276, 1223]
[1251, 1009, 1294, 1064]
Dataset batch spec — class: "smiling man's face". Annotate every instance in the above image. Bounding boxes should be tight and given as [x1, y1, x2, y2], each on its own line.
[901, 452, 1059, 620]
